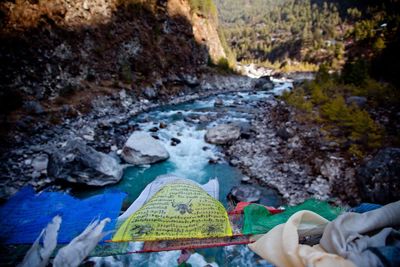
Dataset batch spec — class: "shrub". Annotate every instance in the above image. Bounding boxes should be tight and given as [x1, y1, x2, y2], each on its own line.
[282, 88, 313, 113]
[284, 81, 383, 158]
[214, 57, 236, 73]
[321, 95, 351, 124]
[373, 37, 386, 52]
[315, 64, 330, 84]
[348, 108, 382, 150]
[310, 83, 329, 105]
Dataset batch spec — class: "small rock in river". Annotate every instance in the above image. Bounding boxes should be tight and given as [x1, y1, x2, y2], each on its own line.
[171, 137, 181, 144]
[241, 176, 251, 183]
[214, 98, 224, 107]
[229, 185, 261, 203]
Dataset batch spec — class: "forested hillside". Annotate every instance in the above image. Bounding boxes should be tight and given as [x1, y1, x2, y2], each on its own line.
[215, 0, 399, 73]
[215, 0, 400, 156]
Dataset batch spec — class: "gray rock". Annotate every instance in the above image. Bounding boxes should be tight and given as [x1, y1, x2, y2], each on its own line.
[320, 157, 343, 182]
[199, 115, 209, 122]
[276, 127, 294, 141]
[32, 155, 49, 172]
[122, 131, 169, 165]
[254, 76, 274, 90]
[205, 124, 241, 145]
[357, 147, 400, 204]
[346, 96, 367, 108]
[31, 171, 41, 179]
[179, 74, 200, 87]
[79, 126, 95, 141]
[208, 157, 219, 164]
[241, 176, 251, 183]
[171, 137, 181, 145]
[47, 139, 123, 186]
[229, 185, 261, 202]
[233, 122, 254, 139]
[149, 127, 159, 133]
[143, 86, 157, 99]
[119, 89, 133, 108]
[214, 98, 224, 107]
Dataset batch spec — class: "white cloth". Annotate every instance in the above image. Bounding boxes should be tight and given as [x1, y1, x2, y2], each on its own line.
[53, 218, 110, 267]
[118, 175, 219, 221]
[248, 210, 355, 267]
[320, 200, 400, 267]
[19, 216, 61, 267]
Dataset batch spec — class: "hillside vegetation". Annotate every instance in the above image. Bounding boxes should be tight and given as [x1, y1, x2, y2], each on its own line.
[216, 0, 400, 157]
[215, 0, 400, 73]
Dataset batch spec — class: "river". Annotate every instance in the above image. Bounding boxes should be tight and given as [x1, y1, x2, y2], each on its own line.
[75, 82, 292, 266]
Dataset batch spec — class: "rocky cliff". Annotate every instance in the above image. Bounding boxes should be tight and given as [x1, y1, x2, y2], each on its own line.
[0, 0, 226, 130]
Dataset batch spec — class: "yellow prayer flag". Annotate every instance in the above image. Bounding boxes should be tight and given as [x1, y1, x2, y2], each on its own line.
[112, 181, 232, 241]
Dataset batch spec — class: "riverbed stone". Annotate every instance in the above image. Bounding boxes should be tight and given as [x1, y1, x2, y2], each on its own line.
[254, 75, 274, 90]
[171, 137, 181, 146]
[47, 139, 123, 186]
[122, 131, 169, 165]
[32, 154, 48, 172]
[205, 124, 241, 145]
[143, 86, 157, 99]
[149, 127, 159, 132]
[229, 185, 261, 202]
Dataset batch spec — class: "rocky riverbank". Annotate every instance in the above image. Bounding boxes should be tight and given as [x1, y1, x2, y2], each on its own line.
[222, 95, 400, 206]
[0, 74, 265, 200]
[2, 71, 398, 208]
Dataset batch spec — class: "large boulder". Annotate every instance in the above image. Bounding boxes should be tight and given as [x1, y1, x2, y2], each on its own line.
[121, 132, 169, 165]
[47, 139, 123, 186]
[254, 75, 274, 90]
[205, 124, 241, 145]
[356, 148, 400, 204]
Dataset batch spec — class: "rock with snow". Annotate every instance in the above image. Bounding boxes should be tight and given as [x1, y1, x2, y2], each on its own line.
[47, 139, 123, 186]
[121, 131, 169, 165]
[205, 124, 241, 145]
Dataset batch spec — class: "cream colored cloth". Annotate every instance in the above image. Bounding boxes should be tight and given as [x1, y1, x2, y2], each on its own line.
[248, 210, 355, 267]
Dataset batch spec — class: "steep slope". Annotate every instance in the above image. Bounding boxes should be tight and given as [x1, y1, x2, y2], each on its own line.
[0, 0, 226, 126]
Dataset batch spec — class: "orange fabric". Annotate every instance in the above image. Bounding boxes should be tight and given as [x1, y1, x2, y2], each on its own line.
[229, 202, 283, 215]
